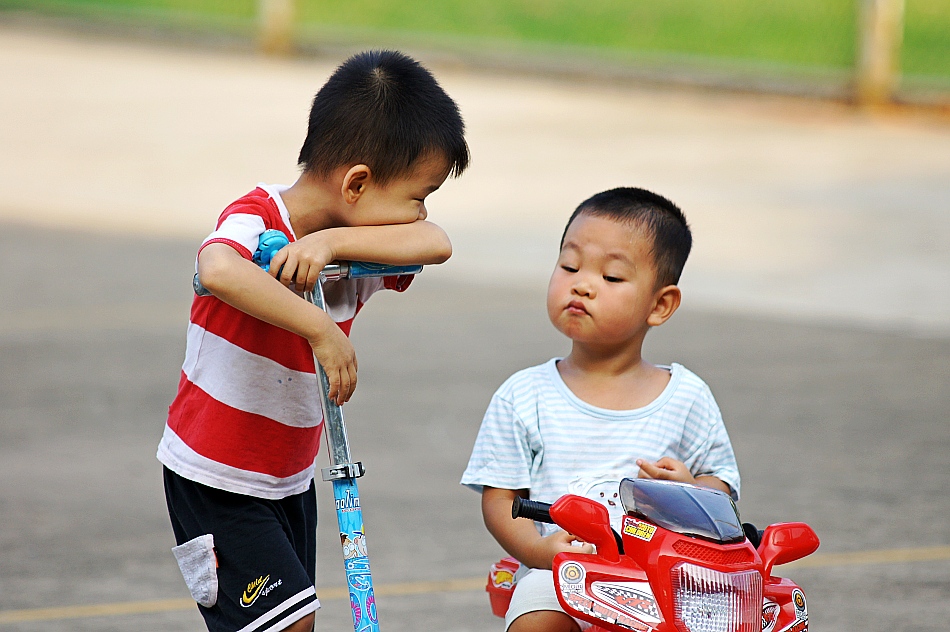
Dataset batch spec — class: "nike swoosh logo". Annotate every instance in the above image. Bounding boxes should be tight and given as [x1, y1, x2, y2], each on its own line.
[241, 575, 270, 607]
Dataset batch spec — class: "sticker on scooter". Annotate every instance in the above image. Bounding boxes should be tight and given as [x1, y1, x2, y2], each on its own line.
[622, 516, 657, 541]
[341, 530, 368, 559]
[591, 582, 659, 621]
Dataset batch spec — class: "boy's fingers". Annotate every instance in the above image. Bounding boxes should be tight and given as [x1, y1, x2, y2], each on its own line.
[336, 367, 353, 406]
[636, 459, 660, 479]
[295, 261, 311, 292]
[346, 364, 358, 400]
[278, 254, 297, 286]
[654, 456, 678, 470]
[304, 266, 320, 293]
[268, 249, 287, 277]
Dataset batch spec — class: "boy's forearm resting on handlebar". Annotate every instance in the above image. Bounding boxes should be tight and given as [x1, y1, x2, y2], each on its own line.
[481, 487, 592, 570]
[307, 220, 452, 266]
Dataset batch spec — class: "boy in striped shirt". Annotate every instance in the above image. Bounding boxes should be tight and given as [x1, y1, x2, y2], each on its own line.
[158, 50, 468, 632]
[461, 187, 740, 632]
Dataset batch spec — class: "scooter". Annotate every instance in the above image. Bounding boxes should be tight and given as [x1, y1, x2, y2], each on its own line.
[196, 229, 422, 632]
[486, 478, 819, 632]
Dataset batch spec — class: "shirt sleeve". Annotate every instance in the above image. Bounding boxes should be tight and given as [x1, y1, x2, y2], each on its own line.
[683, 385, 741, 500]
[197, 208, 266, 264]
[460, 389, 534, 494]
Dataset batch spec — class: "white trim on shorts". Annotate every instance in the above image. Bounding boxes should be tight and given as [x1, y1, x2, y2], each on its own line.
[237, 586, 320, 632]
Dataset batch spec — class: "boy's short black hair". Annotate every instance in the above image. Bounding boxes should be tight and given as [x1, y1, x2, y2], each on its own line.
[561, 187, 692, 288]
[298, 50, 469, 184]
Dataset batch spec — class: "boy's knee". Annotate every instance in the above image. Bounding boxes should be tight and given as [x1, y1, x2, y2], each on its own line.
[508, 610, 581, 632]
[281, 612, 314, 632]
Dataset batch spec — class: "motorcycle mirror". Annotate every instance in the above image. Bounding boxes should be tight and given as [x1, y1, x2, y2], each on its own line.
[550, 495, 620, 562]
[759, 522, 820, 578]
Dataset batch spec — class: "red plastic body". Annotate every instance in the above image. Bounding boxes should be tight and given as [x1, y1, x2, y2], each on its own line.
[487, 494, 818, 632]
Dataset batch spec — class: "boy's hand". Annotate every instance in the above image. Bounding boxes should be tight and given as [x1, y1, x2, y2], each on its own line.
[636, 457, 696, 485]
[530, 530, 594, 569]
[308, 315, 358, 406]
[268, 232, 335, 294]
[637, 458, 732, 495]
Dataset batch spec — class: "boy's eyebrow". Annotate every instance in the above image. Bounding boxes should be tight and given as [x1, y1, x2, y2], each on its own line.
[561, 241, 634, 264]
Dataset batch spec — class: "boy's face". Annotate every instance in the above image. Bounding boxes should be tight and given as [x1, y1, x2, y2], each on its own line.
[346, 154, 449, 226]
[547, 213, 663, 346]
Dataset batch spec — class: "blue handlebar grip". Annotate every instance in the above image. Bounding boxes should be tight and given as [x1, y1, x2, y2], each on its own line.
[252, 229, 290, 272]
[346, 262, 423, 278]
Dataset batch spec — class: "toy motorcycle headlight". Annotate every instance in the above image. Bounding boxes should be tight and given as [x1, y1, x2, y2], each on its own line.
[671, 563, 762, 632]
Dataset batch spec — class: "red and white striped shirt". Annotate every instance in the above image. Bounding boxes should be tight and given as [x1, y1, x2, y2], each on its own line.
[157, 185, 410, 499]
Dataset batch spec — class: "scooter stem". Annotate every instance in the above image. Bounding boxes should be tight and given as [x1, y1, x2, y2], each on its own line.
[307, 276, 380, 632]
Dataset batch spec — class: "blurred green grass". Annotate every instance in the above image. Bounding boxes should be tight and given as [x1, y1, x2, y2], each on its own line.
[3, 0, 948, 80]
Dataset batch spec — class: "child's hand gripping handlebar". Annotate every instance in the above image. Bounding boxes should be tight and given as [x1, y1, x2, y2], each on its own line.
[193, 229, 423, 295]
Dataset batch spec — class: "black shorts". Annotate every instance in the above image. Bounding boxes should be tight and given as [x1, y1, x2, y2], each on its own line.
[163, 467, 319, 632]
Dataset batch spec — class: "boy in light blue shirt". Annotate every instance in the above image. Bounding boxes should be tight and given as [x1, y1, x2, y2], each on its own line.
[461, 187, 740, 632]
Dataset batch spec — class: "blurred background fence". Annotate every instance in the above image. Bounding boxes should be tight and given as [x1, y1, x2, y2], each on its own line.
[2, 0, 948, 105]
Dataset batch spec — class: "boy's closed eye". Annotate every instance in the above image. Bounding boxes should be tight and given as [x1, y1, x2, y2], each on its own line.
[603, 275, 625, 283]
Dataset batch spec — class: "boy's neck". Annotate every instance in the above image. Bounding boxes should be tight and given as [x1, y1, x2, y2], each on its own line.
[280, 171, 346, 236]
[557, 342, 671, 411]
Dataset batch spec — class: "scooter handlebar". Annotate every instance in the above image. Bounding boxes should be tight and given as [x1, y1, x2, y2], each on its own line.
[512, 497, 553, 524]
[193, 261, 423, 296]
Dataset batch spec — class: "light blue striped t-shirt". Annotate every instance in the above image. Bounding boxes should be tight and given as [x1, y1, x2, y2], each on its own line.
[461, 359, 740, 529]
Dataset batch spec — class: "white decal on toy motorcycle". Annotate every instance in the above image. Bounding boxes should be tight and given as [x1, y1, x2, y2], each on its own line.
[563, 591, 654, 631]
[568, 475, 625, 531]
[622, 516, 657, 542]
[762, 599, 780, 632]
[779, 620, 808, 632]
[792, 589, 807, 619]
[777, 589, 809, 632]
[558, 562, 586, 594]
[591, 582, 660, 622]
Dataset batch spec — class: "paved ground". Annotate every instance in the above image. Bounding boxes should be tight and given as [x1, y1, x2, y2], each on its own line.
[1, 20, 949, 632]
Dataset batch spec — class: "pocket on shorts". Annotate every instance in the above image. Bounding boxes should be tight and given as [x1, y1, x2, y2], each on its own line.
[172, 533, 218, 608]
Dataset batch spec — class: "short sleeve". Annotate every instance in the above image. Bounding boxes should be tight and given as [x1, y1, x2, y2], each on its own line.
[195, 190, 285, 265]
[684, 385, 741, 500]
[460, 391, 534, 494]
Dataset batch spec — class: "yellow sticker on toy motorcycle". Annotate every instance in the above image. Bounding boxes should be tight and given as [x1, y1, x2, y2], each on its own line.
[622, 517, 657, 542]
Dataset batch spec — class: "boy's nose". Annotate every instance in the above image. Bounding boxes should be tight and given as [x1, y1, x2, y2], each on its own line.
[571, 280, 594, 297]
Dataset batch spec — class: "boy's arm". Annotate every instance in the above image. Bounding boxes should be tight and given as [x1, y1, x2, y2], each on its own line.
[269, 220, 452, 292]
[197, 242, 357, 405]
[637, 457, 732, 495]
[482, 486, 593, 570]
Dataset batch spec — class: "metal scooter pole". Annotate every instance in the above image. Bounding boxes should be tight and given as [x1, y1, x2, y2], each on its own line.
[306, 262, 421, 632]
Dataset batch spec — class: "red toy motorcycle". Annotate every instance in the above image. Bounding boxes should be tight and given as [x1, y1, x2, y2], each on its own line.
[486, 478, 818, 632]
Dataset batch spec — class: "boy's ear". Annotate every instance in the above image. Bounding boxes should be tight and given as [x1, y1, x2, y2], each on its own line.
[647, 285, 682, 327]
[341, 164, 372, 204]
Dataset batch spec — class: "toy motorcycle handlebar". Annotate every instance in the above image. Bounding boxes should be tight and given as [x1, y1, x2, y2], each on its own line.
[512, 496, 553, 523]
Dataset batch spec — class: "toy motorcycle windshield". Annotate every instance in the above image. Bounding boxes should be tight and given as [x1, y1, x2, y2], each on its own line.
[618, 478, 745, 544]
